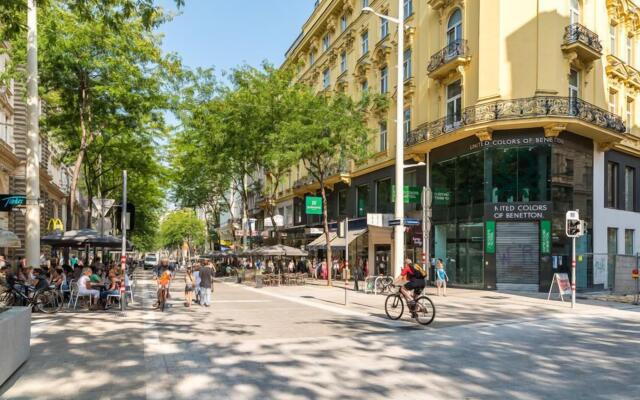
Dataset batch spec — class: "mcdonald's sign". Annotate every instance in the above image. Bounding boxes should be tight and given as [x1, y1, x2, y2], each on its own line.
[47, 218, 64, 232]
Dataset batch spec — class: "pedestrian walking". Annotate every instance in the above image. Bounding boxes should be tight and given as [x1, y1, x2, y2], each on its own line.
[435, 259, 449, 296]
[199, 262, 214, 307]
[184, 267, 195, 308]
[193, 263, 201, 304]
[353, 261, 362, 292]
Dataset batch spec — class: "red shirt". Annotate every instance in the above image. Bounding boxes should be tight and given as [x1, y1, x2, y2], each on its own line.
[401, 265, 414, 279]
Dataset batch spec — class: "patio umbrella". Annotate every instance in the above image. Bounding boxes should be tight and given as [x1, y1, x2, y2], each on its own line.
[0, 229, 21, 248]
[253, 245, 308, 257]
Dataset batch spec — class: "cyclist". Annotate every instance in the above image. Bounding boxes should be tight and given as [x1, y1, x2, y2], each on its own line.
[155, 261, 172, 309]
[395, 258, 426, 309]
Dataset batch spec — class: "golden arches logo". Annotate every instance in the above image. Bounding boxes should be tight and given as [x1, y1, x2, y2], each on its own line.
[47, 218, 64, 232]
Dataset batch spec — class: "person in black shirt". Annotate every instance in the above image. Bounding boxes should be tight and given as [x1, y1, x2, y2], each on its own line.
[199, 262, 213, 307]
[32, 268, 50, 291]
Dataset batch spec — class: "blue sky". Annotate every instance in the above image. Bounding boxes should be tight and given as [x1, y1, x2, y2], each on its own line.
[156, 0, 316, 73]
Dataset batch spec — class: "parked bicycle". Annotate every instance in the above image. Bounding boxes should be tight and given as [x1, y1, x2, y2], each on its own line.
[375, 276, 395, 294]
[0, 281, 63, 314]
[384, 284, 436, 325]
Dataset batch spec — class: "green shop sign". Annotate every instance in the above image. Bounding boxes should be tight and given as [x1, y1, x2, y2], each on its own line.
[485, 221, 496, 254]
[391, 185, 422, 204]
[432, 188, 451, 206]
[540, 220, 551, 255]
[305, 196, 323, 215]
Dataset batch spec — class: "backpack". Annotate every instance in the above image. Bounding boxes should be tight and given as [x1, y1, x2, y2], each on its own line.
[410, 263, 427, 279]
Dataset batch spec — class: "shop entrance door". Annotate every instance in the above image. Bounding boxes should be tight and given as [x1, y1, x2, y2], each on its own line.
[496, 222, 539, 291]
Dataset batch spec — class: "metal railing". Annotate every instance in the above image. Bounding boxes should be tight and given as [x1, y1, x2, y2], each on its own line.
[427, 39, 469, 73]
[405, 96, 626, 146]
[563, 23, 603, 53]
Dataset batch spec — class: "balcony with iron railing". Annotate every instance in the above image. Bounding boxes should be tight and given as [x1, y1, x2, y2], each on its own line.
[561, 23, 602, 63]
[427, 39, 471, 80]
[405, 96, 626, 147]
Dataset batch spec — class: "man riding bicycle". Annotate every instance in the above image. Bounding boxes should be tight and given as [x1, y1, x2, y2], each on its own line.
[395, 258, 427, 308]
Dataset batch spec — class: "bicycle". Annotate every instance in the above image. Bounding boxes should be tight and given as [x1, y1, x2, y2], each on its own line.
[157, 285, 169, 312]
[375, 276, 394, 294]
[0, 282, 64, 314]
[384, 284, 436, 326]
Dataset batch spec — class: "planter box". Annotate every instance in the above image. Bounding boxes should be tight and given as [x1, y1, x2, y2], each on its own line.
[0, 307, 31, 385]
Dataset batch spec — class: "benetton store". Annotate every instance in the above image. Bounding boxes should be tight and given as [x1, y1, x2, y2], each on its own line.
[430, 129, 593, 292]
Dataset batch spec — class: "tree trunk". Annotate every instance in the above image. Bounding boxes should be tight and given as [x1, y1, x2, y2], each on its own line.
[320, 178, 332, 287]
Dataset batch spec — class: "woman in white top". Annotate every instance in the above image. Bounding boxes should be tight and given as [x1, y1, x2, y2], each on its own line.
[77, 267, 100, 305]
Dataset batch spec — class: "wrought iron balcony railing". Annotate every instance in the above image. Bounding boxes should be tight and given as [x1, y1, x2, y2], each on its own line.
[563, 23, 603, 54]
[405, 96, 626, 147]
[427, 39, 469, 74]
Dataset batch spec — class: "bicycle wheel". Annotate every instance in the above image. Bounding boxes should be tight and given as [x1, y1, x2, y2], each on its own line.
[35, 290, 63, 314]
[0, 290, 16, 307]
[160, 289, 167, 312]
[413, 296, 436, 325]
[382, 277, 394, 294]
[384, 294, 404, 320]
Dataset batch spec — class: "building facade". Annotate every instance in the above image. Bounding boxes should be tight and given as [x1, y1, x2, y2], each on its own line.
[265, 0, 640, 292]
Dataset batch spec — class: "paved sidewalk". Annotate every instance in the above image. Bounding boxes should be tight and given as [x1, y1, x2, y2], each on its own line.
[1, 272, 639, 400]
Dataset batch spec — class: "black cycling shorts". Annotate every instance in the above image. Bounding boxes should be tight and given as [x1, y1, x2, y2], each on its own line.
[404, 279, 426, 292]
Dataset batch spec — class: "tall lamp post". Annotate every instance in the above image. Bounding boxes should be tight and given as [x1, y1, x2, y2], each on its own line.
[363, 1, 405, 276]
[26, 0, 41, 268]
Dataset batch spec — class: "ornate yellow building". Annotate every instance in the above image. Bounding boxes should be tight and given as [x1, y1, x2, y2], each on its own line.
[269, 0, 640, 292]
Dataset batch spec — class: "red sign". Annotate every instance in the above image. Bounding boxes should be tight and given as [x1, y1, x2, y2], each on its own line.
[120, 255, 127, 263]
[557, 273, 572, 294]
[632, 268, 639, 279]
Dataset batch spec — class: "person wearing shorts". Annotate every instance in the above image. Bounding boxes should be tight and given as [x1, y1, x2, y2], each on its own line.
[395, 259, 426, 307]
[435, 259, 449, 296]
[184, 267, 195, 308]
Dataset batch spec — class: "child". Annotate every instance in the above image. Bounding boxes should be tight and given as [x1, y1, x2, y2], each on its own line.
[435, 259, 449, 296]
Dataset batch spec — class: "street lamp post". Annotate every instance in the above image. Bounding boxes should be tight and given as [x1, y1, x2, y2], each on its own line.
[364, 0, 404, 276]
[26, 0, 41, 268]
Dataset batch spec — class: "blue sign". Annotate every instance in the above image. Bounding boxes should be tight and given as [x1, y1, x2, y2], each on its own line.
[0, 195, 26, 211]
[389, 219, 402, 226]
[388, 218, 421, 227]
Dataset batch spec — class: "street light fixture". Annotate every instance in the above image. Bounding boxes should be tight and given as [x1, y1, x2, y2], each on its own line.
[363, 1, 405, 277]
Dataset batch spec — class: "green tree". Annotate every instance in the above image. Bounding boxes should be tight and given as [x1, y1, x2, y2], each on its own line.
[284, 91, 379, 286]
[159, 209, 205, 258]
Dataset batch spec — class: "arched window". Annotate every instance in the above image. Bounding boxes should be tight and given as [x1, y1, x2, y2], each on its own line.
[447, 9, 463, 46]
[570, 0, 580, 25]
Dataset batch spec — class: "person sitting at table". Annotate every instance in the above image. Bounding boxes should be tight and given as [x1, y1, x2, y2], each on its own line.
[100, 267, 121, 309]
[49, 268, 64, 290]
[77, 267, 100, 308]
[32, 268, 50, 292]
[90, 268, 104, 285]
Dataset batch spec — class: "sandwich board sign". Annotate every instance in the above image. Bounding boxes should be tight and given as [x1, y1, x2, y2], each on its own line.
[547, 273, 572, 302]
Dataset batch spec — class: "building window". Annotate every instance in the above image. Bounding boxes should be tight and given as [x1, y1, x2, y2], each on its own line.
[362, 31, 369, 55]
[357, 184, 369, 218]
[625, 166, 635, 211]
[569, 69, 579, 114]
[627, 36, 633, 65]
[403, 0, 413, 18]
[375, 178, 392, 213]
[447, 9, 463, 48]
[338, 189, 348, 217]
[610, 24, 617, 56]
[340, 51, 347, 73]
[570, 0, 580, 25]
[380, 15, 389, 39]
[625, 229, 635, 255]
[340, 14, 348, 32]
[403, 108, 411, 140]
[309, 50, 316, 65]
[380, 66, 388, 93]
[362, 0, 369, 8]
[379, 122, 387, 152]
[361, 79, 369, 93]
[608, 227, 618, 255]
[609, 91, 617, 114]
[323, 68, 330, 89]
[446, 80, 462, 126]
[403, 48, 412, 79]
[607, 161, 619, 208]
[322, 34, 330, 52]
[626, 98, 633, 133]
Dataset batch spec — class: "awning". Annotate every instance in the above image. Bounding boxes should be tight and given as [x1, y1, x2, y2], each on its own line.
[307, 229, 367, 250]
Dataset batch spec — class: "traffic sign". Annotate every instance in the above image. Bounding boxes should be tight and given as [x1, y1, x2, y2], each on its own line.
[388, 218, 421, 227]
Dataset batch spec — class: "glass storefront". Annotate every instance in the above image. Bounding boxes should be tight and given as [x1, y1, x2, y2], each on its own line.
[430, 131, 591, 289]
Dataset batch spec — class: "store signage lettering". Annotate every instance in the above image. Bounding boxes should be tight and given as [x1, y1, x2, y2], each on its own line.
[470, 136, 563, 151]
[0, 194, 26, 211]
[485, 221, 496, 254]
[433, 188, 451, 205]
[391, 185, 422, 204]
[488, 202, 552, 220]
[540, 220, 551, 255]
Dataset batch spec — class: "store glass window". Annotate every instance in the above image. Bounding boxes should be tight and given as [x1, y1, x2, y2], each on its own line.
[625, 166, 635, 211]
[380, 66, 388, 93]
[404, 0, 413, 18]
[489, 146, 550, 203]
[357, 184, 369, 218]
[403, 48, 412, 79]
[340, 14, 348, 32]
[375, 178, 392, 213]
[338, 190, 347, 217]
[379, 122, 387, 152]
[607, 161, 619, 208]
[340, 51, 347, 73]
[608, 227, 618, 255]
[446, 80, 462, 127]
[625, 229, 634, 255]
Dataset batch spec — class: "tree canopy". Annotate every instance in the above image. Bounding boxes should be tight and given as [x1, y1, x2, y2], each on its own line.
[158, 208, 205, 252]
